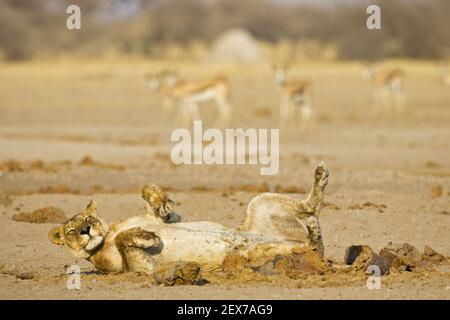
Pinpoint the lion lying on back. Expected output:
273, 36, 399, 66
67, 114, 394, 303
48, 164, 329, 275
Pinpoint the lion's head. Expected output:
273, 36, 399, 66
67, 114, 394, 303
48, 201, 108, 259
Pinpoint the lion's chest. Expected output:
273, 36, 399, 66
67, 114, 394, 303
89, 242, 123, 273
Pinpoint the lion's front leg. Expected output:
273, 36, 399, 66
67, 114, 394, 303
114, 227, 161, 274
141, 183, 181, 223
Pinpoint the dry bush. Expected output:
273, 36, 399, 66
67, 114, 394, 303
0, 0, 449, 61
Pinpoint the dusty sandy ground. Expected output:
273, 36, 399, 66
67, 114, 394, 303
0, 61, 449, 299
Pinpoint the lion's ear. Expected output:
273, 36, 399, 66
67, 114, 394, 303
85, 200, 97, 216
48, 226, 64, 245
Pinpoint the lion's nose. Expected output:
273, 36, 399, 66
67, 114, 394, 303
80, 225, 90, 235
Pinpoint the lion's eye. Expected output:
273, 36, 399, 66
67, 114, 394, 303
66, 230, 75, 236
86, 217, 96, 223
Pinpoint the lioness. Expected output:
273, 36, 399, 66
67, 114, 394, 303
49, 164, 329, 275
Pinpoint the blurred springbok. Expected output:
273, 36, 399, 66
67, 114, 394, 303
272, 60, 313, 130
363, 64, 406, 114
146, 71, 231, 127
437, 63, 450, 86
146, 70, 176, 118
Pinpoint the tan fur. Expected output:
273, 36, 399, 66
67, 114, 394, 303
170, 76, 229, 96
49, 164, 329, 275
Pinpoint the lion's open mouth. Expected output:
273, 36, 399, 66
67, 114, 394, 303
85, 235, 104, 251
80, 225, 90, 235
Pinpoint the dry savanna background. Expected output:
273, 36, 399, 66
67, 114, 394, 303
0, 0, 449, 299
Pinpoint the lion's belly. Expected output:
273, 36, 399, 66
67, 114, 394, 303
156, 228, 230, 271
149, 223, 272, 271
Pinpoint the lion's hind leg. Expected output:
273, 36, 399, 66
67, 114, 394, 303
305, 217, 324, 257
239, 164, 328, 255
115, 227, 161, 274
299, 162, 329, 217
241, 163, 329, 231
239, 193, 310, 243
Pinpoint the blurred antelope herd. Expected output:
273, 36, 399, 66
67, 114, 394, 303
144, 57, 450, 130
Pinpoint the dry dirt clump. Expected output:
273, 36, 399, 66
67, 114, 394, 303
136, 245, 447, 287
153, 261, 204, 286
78, 155, 126, 171
206, 248, 370, 288
38, 185, 79, 194
425, 161, 441, 168
0, 157, 127, 172
237, 183, 271, 193
323, 202, 340, 210
0, 160, 25, 171
221, 254, 249, 273
224, 183, 307, 194
348, 201, 387, 213
345, 245, 391, 275
220, 247, 329, 280
0, 159, 72, 173
274, 185, 308, 194
0, 190, 13, 207
12, 206, 68, 224
430, 184, 445, 198
183, 184, 308, 194
0, 264, 37, 280
190, 186, 211, 192
253, 108, 272, 118
261, 249, 330, 277
422, 245, 446, 263
345, 243, 448, 274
